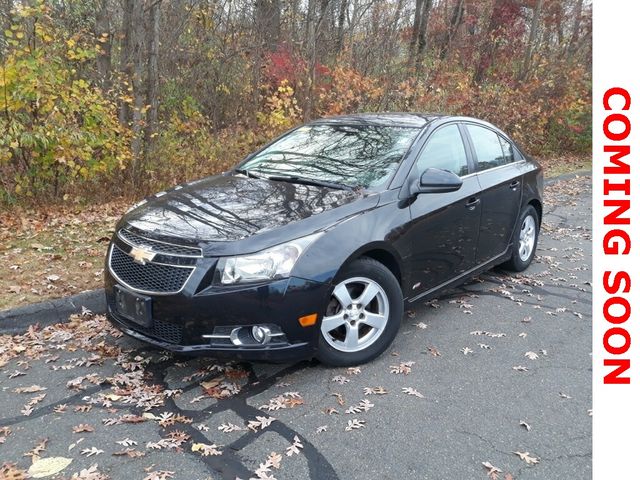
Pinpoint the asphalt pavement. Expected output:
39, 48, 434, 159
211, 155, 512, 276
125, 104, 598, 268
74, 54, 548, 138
0, 175, 592, 480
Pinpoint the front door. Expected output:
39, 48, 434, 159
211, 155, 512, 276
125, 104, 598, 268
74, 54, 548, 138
407, 124, 482, 297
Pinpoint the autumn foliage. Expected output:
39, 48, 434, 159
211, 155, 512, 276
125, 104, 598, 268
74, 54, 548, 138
0, 0, 591, 206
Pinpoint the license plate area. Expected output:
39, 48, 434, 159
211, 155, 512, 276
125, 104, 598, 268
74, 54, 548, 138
114, 286, 152, 327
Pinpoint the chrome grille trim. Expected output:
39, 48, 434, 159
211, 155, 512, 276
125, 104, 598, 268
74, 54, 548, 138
117, 228, 203, 258
108, 244, 195, 295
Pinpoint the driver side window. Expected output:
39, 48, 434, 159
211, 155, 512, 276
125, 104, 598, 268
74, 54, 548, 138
415, 124, 469, 177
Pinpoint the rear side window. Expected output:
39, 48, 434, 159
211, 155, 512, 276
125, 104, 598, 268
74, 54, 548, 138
498, 136, 515, 163
416, 124, 469, 177
466, 124, 506, 172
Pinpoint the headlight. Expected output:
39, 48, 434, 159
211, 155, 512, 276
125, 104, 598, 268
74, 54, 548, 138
218, 233, 322, 285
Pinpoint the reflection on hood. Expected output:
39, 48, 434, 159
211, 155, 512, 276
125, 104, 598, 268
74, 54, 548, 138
124, 174, 360, 242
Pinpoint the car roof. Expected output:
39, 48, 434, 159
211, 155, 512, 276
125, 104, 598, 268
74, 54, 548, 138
310, 113, 513, 138
309, 113, 445, 128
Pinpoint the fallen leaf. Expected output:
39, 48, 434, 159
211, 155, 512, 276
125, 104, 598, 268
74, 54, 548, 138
389, 361, 415, 374
402, 387, 425, 398
79, 447, 103, 457
482, 461, 502, 476
363, 386, 388, 395
247, 416, 275, 432
267, 452, 282, 468
28, 457, 73, 478
218, 422, 243, 433
24, 438, 48, 460
115, 438, 137, 447
285, 435, 303, 456
1, 463, 28, 479
72, 424, 94, 433
191, 442, 222, 456
200, 378, 221, 390
0, 427, 11, 445
13, 385, 47, 394
142, 471, 174, 480
513, 451, 539, 465
331, 375, 349, 384
112, 448, 145, 458
345, 419, 366, 431
70, 464, 109, 479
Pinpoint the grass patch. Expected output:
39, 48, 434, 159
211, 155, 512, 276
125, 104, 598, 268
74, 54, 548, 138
538, 154, 591, 178
0, 202, 128, 310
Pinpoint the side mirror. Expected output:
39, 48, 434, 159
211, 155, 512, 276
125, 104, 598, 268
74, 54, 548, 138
411, 168, 463, 195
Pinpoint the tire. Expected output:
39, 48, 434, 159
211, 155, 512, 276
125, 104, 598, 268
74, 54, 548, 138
501, 204, 540, 272
316, 257, 403, 367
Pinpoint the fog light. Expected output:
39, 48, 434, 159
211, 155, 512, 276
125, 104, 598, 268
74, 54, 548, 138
252, 325, 271, 344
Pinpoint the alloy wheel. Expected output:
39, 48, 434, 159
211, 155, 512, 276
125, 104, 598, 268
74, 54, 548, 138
518, 214, 536, 262
320, 276, 390, 353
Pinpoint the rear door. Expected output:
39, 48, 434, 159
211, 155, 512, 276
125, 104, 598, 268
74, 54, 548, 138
407, 123, 482, 296
462, 124, 523, 264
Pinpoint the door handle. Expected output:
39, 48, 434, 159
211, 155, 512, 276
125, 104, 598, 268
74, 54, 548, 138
466, 197, 480, 210
509, 180, 520, 190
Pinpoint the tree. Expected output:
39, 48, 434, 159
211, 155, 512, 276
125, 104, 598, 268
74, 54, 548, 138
415, 0, 433, 70
473, 0, 520, 85
95, 0, 112, 88
439, 0, 465, 61
143, 0, 162, 166
256, 0, 281, 52
409, 0, 424, 56
520, 0, 544, 81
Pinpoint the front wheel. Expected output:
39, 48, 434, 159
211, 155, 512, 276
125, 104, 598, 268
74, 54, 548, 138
502, 205, 540, 272
316, 257, 403, 367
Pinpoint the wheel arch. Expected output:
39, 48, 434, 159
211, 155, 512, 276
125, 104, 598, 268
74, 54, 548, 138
528, 198, 543, 227
337, 242, 405, 291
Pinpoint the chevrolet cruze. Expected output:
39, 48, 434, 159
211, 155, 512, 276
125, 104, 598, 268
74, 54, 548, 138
105, 114, 543, 366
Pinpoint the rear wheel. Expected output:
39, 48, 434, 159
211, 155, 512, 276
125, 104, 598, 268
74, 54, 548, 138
317, 257, 403, 366
502, 205, 539, 272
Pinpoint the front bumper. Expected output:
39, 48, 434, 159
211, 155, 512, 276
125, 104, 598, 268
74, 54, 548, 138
105, 271, 331, 362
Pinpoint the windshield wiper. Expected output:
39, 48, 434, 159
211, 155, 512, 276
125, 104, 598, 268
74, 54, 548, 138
234, 168, 263, 179
266, 175, 354, 191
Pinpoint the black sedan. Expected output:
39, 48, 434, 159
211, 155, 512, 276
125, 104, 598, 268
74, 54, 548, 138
105, 113, 543, 366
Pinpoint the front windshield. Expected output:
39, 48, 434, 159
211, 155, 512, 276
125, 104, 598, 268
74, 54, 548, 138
240, 124, 420, 188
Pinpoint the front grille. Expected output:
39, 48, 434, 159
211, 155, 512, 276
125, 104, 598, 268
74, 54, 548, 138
109, 244, 193, 294
118, 229, 202, 257
136, 318, 183, 344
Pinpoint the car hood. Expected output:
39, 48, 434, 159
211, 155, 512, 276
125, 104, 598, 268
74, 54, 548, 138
122, 174, 372, 252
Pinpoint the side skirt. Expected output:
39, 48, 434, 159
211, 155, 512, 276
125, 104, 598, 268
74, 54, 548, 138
406, 248, 512, 304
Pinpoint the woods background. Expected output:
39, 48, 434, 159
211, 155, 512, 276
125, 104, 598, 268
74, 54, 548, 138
0, 0, 592, 206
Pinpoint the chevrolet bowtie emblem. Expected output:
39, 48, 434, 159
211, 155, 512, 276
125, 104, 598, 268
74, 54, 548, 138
129, 246, 156, 265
